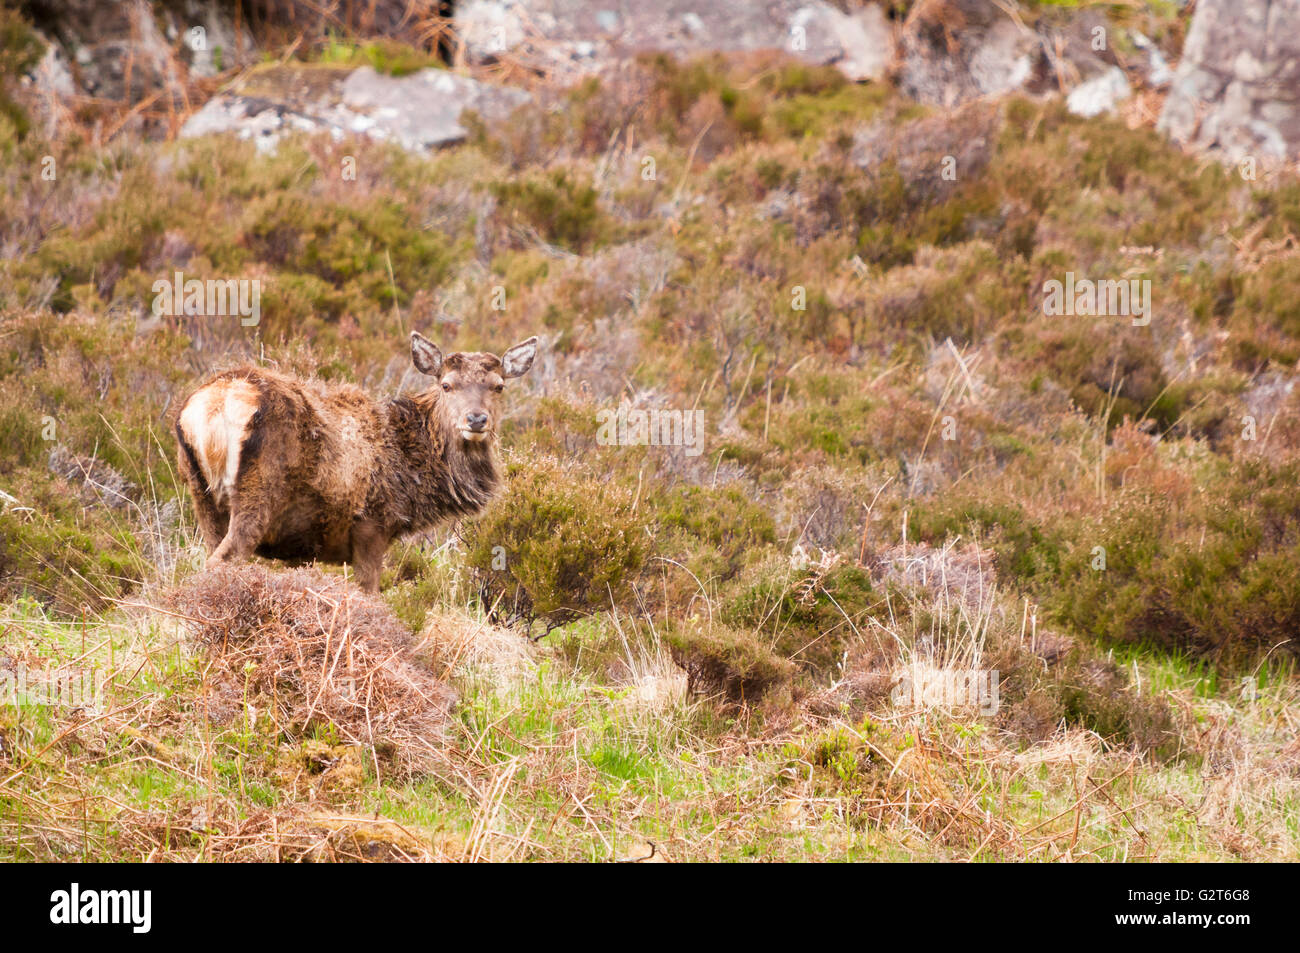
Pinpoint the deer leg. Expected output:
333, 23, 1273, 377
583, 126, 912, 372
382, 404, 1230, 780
207, 504, 270, 566
197, 503, 230, 554
349, 522, 389, 593
208, 463, 274, 567
177, 443, 228, 552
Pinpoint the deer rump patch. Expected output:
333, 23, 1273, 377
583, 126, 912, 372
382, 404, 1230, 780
177, 377, 261, 507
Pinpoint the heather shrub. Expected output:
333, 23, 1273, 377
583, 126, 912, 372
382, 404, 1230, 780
466, 457, 647, 631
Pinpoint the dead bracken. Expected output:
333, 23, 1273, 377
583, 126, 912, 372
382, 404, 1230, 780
170, 564, 457, 778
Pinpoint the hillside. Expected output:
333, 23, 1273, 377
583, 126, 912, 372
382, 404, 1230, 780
1, 1, 1299, 861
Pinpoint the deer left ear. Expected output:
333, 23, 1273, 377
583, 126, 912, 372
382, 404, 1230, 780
501, 336, 538, 379
411, 331, 443, 377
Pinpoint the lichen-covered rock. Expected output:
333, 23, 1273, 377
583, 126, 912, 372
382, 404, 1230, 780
1066, 65, 1130, 118
897, 0, 1042, 107
454, 0, 894, 81
1158, 0, 1300, 161
898, 0, 1128, 110
180, 64, 531, 153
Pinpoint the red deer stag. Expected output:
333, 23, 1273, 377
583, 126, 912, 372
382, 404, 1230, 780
174, 333, 538, 591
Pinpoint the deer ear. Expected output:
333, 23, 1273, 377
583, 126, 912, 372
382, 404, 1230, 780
410, 331, 442, 377
501, 336, 538, 379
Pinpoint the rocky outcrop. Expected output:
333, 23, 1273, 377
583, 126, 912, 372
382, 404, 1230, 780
1158, 0, 1300, 161
897, 0, 1043, 107
10, 0, 1193, 147
898, 0, 1130, 113
180, 64, 530, 153
453, 0, 894, 81
20, 0, 257, 101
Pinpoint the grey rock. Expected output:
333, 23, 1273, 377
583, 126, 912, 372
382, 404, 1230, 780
899, 1, 1130, 110
180, 65, 531, 154
455, 0, 894, 82
899, 0, 1042, 107
1130, 30, 1173, 89
339, 67, 531, 150
27, 43, 77, 99
1066, 65, 1131, 117
177, 0, 258, 79
1158, 0, 1300, 161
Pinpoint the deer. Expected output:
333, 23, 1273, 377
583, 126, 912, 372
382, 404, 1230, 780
174, 332, 538, 592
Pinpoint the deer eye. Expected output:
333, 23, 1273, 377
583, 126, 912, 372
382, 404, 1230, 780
441, 381, 452, 392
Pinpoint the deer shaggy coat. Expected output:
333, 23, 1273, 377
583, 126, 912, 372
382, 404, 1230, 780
174, 333, 537, 591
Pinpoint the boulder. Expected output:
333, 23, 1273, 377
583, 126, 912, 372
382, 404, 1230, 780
1158, 0, 1300, 161
180, 64, 530, 153
897, 0, 1043, 107
20, 0, 257, 101
1066, 65, 1130, 118
897, 0, 1129, 111
454, 0, 895, 81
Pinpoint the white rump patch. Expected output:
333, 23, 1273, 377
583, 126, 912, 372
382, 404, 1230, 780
179, 379, 260, 506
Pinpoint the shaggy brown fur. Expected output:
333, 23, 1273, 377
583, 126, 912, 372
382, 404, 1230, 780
174, 333, 538, 591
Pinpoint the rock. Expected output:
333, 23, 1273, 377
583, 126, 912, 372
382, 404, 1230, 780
456, 0, 531, 58
897, 1, 1132, 111
454, 0, 895, 82
27, 43, 76, 100
790, 2, 894, 82
18, 37, 76, 137
1129, 30, 1173, 89
13, 0, 259, 138
1158, 0, 1300, 161
180, 94, 321, 154
1066, 65, 1130, 117
176, 0, 258, 79
898, 0, 1043, 107
180, 65, 531, 153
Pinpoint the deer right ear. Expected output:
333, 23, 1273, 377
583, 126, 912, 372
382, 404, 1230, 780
410, 332, 443, 377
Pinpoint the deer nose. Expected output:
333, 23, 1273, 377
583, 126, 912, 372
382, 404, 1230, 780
466, 412, 489, 432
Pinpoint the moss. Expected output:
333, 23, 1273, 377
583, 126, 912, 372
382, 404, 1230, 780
311, 36, 442, 76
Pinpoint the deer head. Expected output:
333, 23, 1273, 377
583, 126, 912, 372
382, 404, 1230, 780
410, 332, 538, 444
